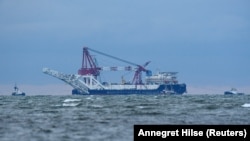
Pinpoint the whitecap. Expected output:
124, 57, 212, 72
52, 104, 62, 107
62, 103, 80, 107
91, 105, 103, 108
86, 96, 95, 100
136, 106, 144, 109
63, 99, 81, 103
242, 103, 250, 108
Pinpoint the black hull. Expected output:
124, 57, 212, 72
72, 84, 187, 95
224, 92, 244, 95
12, 93, 25, 96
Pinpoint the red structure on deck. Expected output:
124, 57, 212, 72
78, 47, 101, 78
78, 47, 151, 85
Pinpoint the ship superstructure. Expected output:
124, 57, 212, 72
43, 47, 187, 95
12, 84, 25, 96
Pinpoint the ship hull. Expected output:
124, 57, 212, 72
12, 92, 25, 96
224, 92, 244, 95
72, 84, 186, 95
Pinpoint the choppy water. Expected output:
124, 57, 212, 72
0, 94, 250, 141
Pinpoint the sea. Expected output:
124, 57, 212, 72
0, 94, 250, 141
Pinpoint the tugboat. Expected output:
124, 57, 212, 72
12, 84, 25, 96
224, 88, 244, 95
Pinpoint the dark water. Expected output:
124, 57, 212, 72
0, 94, 250, 141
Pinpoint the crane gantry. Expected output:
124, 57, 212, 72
78, 47, 152, 85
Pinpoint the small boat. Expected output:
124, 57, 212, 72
224, 88, 244, 95
12, 84, 25, 96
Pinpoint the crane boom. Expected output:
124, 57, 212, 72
87, 47, 139, 67
80, 47, 151, 85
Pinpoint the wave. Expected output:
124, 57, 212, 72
90, 104, 103, 108
241, 103, 250, 108
62, 103, 80, 107
63, 99, 81, 103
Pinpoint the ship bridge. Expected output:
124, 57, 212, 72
145, 72, 178, 84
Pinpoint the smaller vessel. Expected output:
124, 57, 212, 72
224, 88, 244, 95
12, 84, 25, 96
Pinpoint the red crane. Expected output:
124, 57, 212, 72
78, 47, 101, 78
78, 47, 151, 85
132, 61, 151, 85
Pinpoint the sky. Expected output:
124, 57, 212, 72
0, 0, 250, 94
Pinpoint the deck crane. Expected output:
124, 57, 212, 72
78, 47, 152, 85
78, 47, 101, 77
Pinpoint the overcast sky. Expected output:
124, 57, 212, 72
0, 0, 249, 93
